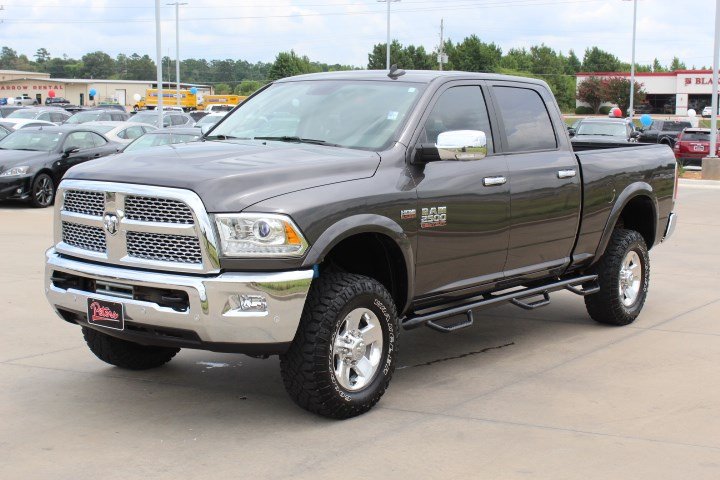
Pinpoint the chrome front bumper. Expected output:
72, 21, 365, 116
45, 248, 314, 352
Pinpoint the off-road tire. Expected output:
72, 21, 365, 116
82, 327, 179, 370
585, 229, 650, 326
280, 273, 399, 419
30, 173, 55, 208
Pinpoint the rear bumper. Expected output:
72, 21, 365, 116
45, 249, 314, 354
662, 212, 677, 242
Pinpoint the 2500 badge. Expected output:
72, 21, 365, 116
421, 206, 447, 229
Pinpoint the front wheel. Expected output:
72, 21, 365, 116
30, 173, 55, 208
585, 229, 650, 326
280, 273, 398, 419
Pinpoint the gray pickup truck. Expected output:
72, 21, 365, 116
44, 70, 677, 418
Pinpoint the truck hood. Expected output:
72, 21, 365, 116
64, 139, 381, 212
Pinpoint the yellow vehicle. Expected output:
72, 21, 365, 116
133, 89, 199, 111
201, 94, 246, 109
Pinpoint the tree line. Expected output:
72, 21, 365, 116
0, 42, 697, 109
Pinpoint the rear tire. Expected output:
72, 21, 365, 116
585, 229, 650, 326
280, 273, 398, 419
82, 327, 179, 370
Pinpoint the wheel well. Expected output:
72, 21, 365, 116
616, 195, 655, 248
322, 233, 408, 313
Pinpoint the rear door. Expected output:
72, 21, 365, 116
413, 82, 510, 301
488, 82, 581, 279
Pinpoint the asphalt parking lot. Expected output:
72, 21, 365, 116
1, 179, 719, 479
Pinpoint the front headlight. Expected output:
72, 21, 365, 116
214, 213, 309, 258
0, 166, 29, 177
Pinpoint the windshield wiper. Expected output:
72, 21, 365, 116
252, 136, 341, 147
204, 134, 246, 141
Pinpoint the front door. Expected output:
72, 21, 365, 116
413, 83, 510, 302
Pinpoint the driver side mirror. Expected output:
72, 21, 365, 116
567, 127, 576, 138
62, 146, 79, 157
413, 130, 488, 164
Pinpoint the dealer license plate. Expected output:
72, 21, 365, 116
693, 145, 706, 152
87, 298, 124, 330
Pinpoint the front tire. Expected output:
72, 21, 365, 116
30, 173, 55, 208
82, 327, 179, 370
585, 229, 650, 326
280, 273, 398, 419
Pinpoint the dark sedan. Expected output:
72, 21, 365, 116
0, 126, 119, 207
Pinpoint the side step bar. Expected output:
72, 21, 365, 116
403, 275, 599, 331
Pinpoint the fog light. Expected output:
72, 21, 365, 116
223, 294, 268, 316
16, 188, 22, 194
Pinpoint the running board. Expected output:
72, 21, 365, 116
403, 275, 599, 331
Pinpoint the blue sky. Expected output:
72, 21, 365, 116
0, 0, 716, 69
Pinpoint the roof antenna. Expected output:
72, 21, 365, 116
388, 64, 405, 79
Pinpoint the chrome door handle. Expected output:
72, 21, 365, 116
557, 169, 576, 179
483, 176, 507, 186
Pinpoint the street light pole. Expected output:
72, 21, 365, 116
628, 0, 638, 121
709, 0, 719, 160
167, 2, 187, 108
378, 0, 400, 70
154, 0, 163, 127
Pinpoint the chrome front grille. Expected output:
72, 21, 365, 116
125, 195, 195, 224
127, 231, 202, 264
55, 180, 219, 274
61, 221, 106, 252
63, 190, 104, 217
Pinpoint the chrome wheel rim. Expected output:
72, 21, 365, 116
619, 251, 642, 307
35, 176, 53, 206
331, 308, 384, 391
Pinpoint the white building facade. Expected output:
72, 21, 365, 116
577, 70, 717, 115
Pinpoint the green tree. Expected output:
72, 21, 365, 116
449, 35, 501, 72
235, 80, 262, 95
214, 83, 232, 94
669, 57, 686, 71
602, 77, 646, 114
500, 48, 533, 71
0, 47, 19, 69
125, 54, 156, 80
268, 50, 319, 80
565, 49, 582, 74
81, 51, 115, 79
582, 47, 622, 72
576, 76, 606, 113
652, 58, 666, 72
35, 48, 51, 64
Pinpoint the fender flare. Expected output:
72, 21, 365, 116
301, 214, 415, 312
593, 182, 659, 261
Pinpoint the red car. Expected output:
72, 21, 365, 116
673, 128, 719, 168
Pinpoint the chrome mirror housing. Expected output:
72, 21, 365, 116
436, 130, 488, 161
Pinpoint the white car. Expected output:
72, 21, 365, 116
0, 118, 56, 131
702, 106, 718, 118
6, 107, 71, 125
194, 112, 227, 130
83, 121, 157, 144
11, 95, 38, 106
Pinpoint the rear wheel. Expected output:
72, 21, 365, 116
585, 229, 650, 326
82, 327, 179, 370
280, 273, 398, 419
30, 173, 55, 208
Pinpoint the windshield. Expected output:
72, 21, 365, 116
209, 80, 425, 150
196, 115, 223, 126
131, 112, 160, 126
85, 125, 115, 134
7, 109, 38, 119
576, 122, 627, 137
0, 130, 62, 151
66, 111, 101, 124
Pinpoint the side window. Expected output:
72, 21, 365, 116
38, 112, 51, 121
422, 86, 494, 152
171, 115, 186, 126
124, 126, 144, 140
110, 113, 125, 121
64, 132, 96, 150
493, 87, 557, 152
89, 132, 108, 147
50, 112, 67, 123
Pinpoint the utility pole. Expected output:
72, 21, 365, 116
703, 0, 720, 179
377, 0, 400, 70
154, 0, 163, 127
167, 2, 187, 108
628, 0, 638, 121
439, 18, 445, 71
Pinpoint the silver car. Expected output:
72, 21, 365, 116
83, 121, 157, 145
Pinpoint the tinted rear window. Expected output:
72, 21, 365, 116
493, 86, 557, 152
681, 132, 713, 141
662, 122, 691, 132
